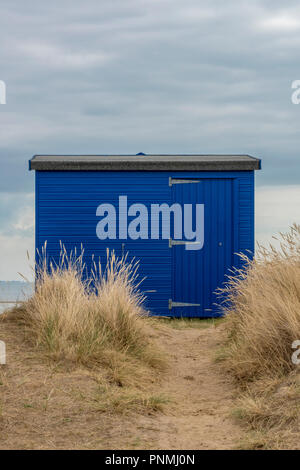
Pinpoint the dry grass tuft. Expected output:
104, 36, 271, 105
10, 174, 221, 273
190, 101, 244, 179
6, 244, 164, 370
221, 224, 300, 382
221, 224, 300, 448
94, 382, 169, 415
0, 245, 167, 430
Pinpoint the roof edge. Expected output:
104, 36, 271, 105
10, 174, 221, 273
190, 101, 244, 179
29, 154, 261, 171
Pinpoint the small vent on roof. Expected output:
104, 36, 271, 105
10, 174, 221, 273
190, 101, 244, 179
136, 152, 146, 155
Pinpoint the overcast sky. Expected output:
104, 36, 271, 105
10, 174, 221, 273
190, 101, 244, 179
0, 0, 300, 280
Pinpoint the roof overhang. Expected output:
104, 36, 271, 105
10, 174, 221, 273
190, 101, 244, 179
29, 154, 261, 171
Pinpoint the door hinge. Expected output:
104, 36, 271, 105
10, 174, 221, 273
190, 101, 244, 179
169, 238, 202, 248
169, 177, 201, 187
169, 299, 201, 310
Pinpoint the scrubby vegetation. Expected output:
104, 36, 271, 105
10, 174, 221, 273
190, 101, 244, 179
12, 244, 163, 368
221, 224, 300, 449
1, 245, 166, 424
3, 226, 300, 449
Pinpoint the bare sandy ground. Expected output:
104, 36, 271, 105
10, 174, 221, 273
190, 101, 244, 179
0, 320, 242, 450
133, 324, 243, 450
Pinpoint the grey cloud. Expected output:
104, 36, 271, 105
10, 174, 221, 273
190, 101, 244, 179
1, 0, 300, 277
0, 0, 300, 193
0, 192, 34, 237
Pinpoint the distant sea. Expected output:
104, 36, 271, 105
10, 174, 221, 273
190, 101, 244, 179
0, 281, 34, 314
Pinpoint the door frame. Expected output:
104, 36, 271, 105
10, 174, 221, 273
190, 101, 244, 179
169, 175, 239, 317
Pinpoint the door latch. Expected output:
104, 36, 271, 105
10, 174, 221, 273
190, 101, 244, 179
169, 299, 201, 310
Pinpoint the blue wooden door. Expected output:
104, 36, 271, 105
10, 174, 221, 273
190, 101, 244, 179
171, 178, 233, 317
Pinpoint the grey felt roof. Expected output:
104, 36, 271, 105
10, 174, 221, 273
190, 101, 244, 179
29, 154, 261, 171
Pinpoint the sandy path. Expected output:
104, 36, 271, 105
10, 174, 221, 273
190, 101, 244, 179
136, 324, 243, 450
0, 319, 243, 449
